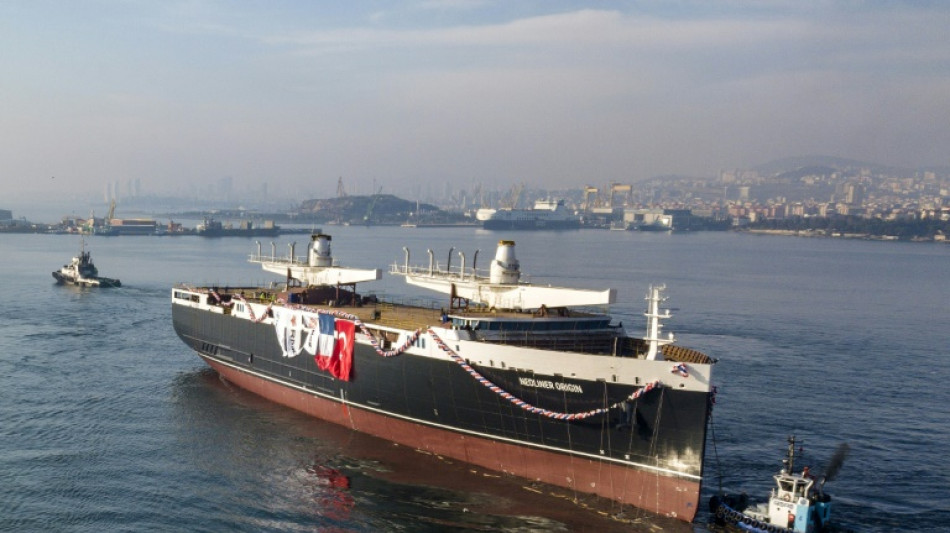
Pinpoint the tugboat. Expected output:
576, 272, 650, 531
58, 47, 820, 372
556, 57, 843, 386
52, 239, 121, 288
710, 436, 848, 532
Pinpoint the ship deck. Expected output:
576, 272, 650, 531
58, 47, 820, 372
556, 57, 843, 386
213, 285, 583, 330
192, 284, 713, 363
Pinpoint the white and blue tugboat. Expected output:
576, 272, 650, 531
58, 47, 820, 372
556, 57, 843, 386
52, 238, 121, 288
711, 436, 848, 533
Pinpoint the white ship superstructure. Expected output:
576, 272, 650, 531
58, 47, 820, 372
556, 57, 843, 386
481, 199, 580, 230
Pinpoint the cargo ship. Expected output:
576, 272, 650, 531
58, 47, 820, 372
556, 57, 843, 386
171, 234, 716, 521
477, 199, 581, 230
196, 217, 280, 237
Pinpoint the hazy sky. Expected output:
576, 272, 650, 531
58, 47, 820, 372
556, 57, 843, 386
2, 1, 948, 206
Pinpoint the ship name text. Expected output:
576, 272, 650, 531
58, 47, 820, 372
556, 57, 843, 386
518, 377, 583, 394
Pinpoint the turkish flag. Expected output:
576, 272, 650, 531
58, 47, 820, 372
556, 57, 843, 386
314, 318, 354, 381
332, 319, 355, 381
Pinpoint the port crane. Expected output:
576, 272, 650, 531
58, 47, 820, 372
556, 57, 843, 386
363, 186, 383, 225
501, 182, 524, 209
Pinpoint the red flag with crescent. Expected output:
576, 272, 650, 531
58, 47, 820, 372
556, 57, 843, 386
313, 316, 354, 381
332, 319, 355, 381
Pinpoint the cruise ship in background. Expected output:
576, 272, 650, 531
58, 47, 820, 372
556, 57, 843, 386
476, 199, 580, 230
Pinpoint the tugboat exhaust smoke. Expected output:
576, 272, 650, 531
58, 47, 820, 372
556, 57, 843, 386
820, 442, 850, 493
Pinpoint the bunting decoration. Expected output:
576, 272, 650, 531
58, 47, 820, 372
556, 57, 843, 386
209, 290, 227, 305
225, 293, 275, 323
203, 290, 664, 419
209, 291, 420, 357
427, 329, 662, 421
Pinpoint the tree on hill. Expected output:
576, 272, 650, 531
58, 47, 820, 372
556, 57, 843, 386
297, 194, 460, 225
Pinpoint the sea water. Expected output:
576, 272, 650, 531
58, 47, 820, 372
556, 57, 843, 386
1, 228, 948, 532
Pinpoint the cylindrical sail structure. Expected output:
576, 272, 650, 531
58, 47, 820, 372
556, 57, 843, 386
310, 234, 332, 267
489, 240, 520, 284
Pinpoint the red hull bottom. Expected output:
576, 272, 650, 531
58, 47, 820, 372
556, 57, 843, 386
203, 357, 701, 522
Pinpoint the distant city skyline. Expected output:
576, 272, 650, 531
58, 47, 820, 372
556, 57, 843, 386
2, 2, 949, 217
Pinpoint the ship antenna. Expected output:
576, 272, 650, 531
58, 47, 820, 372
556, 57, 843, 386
783, 435, 796, 474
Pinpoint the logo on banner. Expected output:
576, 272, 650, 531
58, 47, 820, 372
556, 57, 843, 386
272, 309, 354, 380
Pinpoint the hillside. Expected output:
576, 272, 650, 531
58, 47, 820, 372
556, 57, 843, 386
298, 194, 466, 225
752, 155, 911, 177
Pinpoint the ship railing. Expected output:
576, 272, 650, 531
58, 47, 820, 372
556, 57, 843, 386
389, 262, 531, 284
390, 262, 484, 281
485, 331, 651, 358
248, 253, 336, 267
486, 332, 616, 355
373, 294, 445, 312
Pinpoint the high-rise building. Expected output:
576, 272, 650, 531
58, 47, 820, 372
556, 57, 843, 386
843, 183, 865, 205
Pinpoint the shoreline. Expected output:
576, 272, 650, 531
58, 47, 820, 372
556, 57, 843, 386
2, 222, 947, 243
741, 228, 947, 242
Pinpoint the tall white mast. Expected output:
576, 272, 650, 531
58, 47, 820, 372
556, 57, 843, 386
644, 284, 674, 360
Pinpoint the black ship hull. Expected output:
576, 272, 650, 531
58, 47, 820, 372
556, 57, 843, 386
171, 300, 711, 521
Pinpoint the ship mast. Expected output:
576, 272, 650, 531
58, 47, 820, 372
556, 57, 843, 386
783, 435, 797, 474
644, 284, 674, 360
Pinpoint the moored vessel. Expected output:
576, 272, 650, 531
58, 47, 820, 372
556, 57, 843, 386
196, 216, 280, 237
616, 210, 674, 232
481, 199, 581, 230
52, 239, 121, 288
171, 236, 716, 521
631, 217, 674, 231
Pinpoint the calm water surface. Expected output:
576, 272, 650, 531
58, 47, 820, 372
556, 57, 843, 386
1, 228, 948, 532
